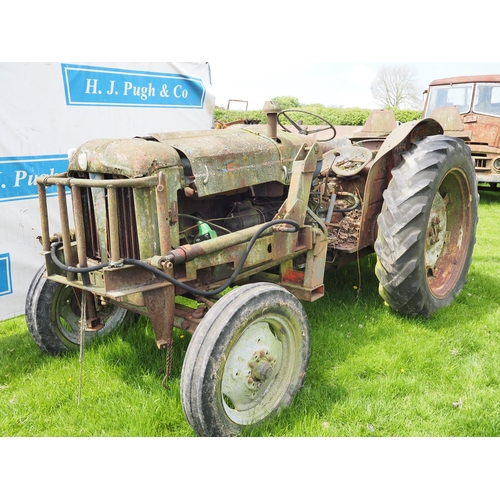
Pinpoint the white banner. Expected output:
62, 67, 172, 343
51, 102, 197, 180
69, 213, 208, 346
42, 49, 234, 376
0, 62, 215, 320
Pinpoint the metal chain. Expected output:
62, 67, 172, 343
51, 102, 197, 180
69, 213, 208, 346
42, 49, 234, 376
161, 339, 174, 388
78, 291, 86, 404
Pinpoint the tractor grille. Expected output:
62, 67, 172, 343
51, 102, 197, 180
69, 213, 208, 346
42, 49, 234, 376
80, 179, 140, 261
116, 186, 140, 260
37, 171, 159, 271
80, 185, 98, 258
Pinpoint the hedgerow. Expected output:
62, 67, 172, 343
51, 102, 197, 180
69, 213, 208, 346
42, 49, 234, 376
213, 106, 422, 127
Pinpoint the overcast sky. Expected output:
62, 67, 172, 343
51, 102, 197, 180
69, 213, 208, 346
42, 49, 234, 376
209, 62, 500, 111
6, 0, 498, 110
6, 2, 497, 114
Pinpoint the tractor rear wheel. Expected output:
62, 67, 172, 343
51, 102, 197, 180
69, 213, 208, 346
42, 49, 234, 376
180, 283, 310, 437
375, 135, 478, 317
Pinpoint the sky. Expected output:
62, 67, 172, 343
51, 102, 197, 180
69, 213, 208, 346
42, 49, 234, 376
209, 62, 500, 111
5, 2, 498, 114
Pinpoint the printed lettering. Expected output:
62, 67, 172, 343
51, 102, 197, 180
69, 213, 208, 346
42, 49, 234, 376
106, 80, 116, 95
1, 155, 67, 203
14, 168, 55, 188
85, 79, 99, 94
14, 170, 27, 187
146, 83, 156, 99
62, 64, 205, 108
123, 82, 156, 101
174, 85, 188, 99
123, 81, 133, 95
160, 84, 169, 98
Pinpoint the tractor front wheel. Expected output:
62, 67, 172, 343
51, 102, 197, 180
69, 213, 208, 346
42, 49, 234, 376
25, 265, 131, 354
180, 283, 310, 437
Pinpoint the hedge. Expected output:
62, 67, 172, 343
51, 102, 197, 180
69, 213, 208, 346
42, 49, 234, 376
214, 106, 422, 127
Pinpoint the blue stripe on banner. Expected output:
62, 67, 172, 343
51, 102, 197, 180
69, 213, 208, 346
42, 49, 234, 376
0, 155, 69, 202
0, 253, 12, 296
61, 64, 206, 108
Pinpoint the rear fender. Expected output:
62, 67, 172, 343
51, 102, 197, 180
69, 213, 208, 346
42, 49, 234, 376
358, 118, 444, 249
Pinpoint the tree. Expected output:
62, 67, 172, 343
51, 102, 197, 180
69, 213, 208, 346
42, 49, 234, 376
370, 65, 422, 110
272, 95, 300, 109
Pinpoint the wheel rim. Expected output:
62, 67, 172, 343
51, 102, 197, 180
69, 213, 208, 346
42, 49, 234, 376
219, 313, 301, 426
52, 285, 127, 347
425, 167, 472, 299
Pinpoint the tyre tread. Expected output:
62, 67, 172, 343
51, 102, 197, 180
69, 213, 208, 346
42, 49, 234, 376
375, 135, 478, 316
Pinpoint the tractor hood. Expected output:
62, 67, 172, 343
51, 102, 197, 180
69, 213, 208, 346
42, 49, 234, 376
68, 136, 183, 178
69, 127, 316, 196
149, 128, 302, 197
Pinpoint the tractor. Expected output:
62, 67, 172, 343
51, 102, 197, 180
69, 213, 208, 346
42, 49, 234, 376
26, 101, 478, 436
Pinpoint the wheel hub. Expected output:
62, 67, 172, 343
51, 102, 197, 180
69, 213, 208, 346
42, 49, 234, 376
222, 322, 282, 411
426, 192, 447, 272
249, 350, 276, 383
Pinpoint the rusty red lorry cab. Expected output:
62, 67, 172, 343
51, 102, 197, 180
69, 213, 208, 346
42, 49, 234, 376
423, 75, 500, 188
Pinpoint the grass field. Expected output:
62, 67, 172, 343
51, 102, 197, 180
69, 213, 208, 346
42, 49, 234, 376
1, 190, 499, 437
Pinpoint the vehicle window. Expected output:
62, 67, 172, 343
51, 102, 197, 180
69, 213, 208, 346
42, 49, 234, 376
473, 84, 500, 117
425, 84, 473, 117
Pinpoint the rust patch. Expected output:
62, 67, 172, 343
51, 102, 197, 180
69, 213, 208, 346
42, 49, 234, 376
282, 268, 305, 286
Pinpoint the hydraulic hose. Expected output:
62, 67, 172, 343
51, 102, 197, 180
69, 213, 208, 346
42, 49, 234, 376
50, 219, 300, 298
49, 249, 108, 274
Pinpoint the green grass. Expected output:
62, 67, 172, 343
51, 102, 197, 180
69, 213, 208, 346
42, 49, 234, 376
1, 190, 500, 437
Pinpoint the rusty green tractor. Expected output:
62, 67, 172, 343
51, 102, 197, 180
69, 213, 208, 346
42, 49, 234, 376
26, 102, 479, 436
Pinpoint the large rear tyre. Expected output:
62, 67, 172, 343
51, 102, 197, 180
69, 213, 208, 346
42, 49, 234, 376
375, 135, 478, 317
180, 283, 310, 437
25, 265, 131, 354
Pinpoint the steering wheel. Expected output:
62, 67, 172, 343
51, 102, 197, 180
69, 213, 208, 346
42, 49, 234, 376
277, 109, 337, 142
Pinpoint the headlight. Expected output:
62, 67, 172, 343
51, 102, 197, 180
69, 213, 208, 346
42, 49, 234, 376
494, 157, 500, 171
77, 150, 88, 171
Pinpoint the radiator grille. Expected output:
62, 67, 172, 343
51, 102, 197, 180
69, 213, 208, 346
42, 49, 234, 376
116, 185, 139, 259
78, 175, 140, 261
474, 157, 488, 170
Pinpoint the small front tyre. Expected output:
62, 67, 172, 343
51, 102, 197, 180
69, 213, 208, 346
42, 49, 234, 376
25, 265, 131, 354
180, 283, 310, 437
